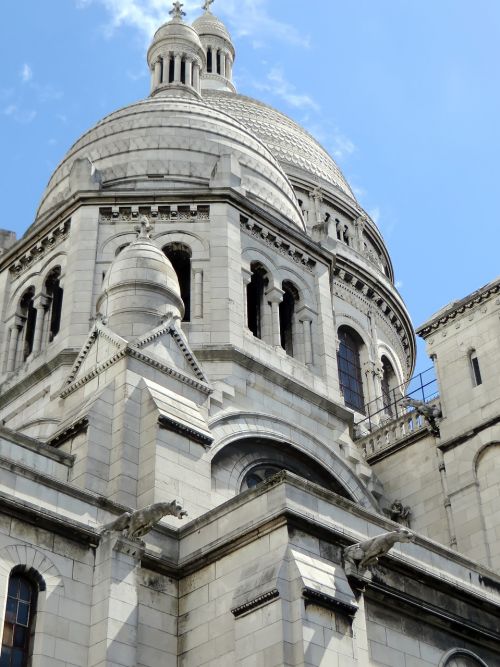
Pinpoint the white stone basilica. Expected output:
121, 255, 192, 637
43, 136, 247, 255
0, 3, 499, 666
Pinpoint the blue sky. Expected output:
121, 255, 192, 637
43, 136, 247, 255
1, 0, 499, 374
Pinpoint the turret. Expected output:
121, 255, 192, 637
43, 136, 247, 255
192, 0, 236, 93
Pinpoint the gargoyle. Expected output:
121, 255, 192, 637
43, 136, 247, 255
400, 397, 442, 437
390, 500, 411, 527
344, 528, 415, 574
101, 500, 188, 540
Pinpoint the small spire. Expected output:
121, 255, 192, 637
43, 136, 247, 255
135, 217, 153, 240
202, 0, 214, 11
169, 1, 186, 20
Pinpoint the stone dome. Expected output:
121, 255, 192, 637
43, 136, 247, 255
36, 96, 304, 230
151, 18, 204, 51
97, 225, 184, 337
204, 91, 356, 201
192, 12, 233, 46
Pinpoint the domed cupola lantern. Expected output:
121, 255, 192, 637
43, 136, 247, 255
192, 0, 236, 93
147, 2, 206, 98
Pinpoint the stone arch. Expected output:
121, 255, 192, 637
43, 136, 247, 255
153, 230, 209, 261
7, 251, 67, 313
242, 246, 280, 284
474, 442, 500, 570
277, 264, 316, 310
439, 648, 489, 666
0, 544, 64, 597
377, 341, 404, 387
209, 411, 378, 510
99, 231, 136, 261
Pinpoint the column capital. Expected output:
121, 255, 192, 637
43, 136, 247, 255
265, 286, 284, 304
297, 305, 316, 322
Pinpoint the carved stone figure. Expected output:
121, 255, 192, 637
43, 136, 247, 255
400, 397, 442, 437
344, 528, 415, 574
101, 500, 188, 540
390, 500, 411, 527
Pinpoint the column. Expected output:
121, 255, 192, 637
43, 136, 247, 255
266, 286, 284, 348
193, 63, 200, 92
174, 53, 182, 82
32, 295, 49, 355
185, 59, 193, 87
242, 269, 252, 329
220, 51, 226, 77
193, 269, 203, 319
226, 56, 232, 80
154, 59, 162, 87
298, 306, 315, 367
6, 319, 22, 373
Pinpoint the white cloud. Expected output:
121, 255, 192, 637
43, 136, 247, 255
254, 67, 319, 111
3, 105, 37, 124
331, 133, 355, 160
21, 64, 33, 83
76, 0, 308, 48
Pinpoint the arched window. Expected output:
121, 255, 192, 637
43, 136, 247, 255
381, 355, 397, 417
441, 649, 488, 667
44, 266, 63, 342
1, 570, 38, 667
168, 55, 175, 83
470, 350, 482, 387
207, 47, 213, 73
163, 243, 192, 322
19, 287, 37, 362
279, 281, 299, 356
180, 58, 186, 84
337, 327, 365, 413
246, 262, 268, 340
216, 50, 221, 74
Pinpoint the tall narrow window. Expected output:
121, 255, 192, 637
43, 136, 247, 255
279, 281, 299, 357
216, 50, 221, 74
164, 243, 192, 322
19, 287, 37, 362
247, 262, 268, 340
45, 266, 63, 342
337, 327, 365, 413
470, 350, 482, 386
180, 59, 186, 84
168, 55, 175, 83
207, 47, 213, 73
381, 356, 397, 417
1, 572, 38, 667
159, 57, 164, 83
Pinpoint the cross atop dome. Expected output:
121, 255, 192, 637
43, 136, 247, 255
170, 1, 186, 20
202, 0, 214, 12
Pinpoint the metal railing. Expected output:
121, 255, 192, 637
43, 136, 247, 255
356, 366, 438, 435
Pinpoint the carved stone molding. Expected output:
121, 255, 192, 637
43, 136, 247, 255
240, 215, 316, 273
99, 204, 210, 224
9, 219, 71, 277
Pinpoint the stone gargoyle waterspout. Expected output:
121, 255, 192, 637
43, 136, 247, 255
343, 528, 415, 577
101, 500, 188, 540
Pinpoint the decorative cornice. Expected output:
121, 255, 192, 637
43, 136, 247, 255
158, 414, 213, 448
8, 219, 70, 277
240, 215, 317, 273
99, 204, 210, 223
302, 587, 357, 617
417, 279, 500, 338
45, 417, 89, 448
231, 589, 280, 617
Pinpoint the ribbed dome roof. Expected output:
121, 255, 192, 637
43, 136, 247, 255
36, 96, 305, 230
192, 11, 232, 43
152, 18, 204, 50
204, 90, 356, 201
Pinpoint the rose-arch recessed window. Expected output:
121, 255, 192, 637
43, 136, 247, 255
164, 243, 192, 322
442, 649, 489, 667
337, 326, 365, 413
0, 569, 40, 667
44, 266, 63, 342
244, 464, 283, 489
279, 281, 299, 356
247, 262, 269, 340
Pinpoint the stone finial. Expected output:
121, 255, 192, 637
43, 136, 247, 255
343, 528, 415, 577
135, 216, 152, 240
202, 0, 214, 11
170, 1, 186, 19
101, 500, 188, 540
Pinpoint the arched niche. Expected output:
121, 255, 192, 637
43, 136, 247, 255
475, 443, 500, 570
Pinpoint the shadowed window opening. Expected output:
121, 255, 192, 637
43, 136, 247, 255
216, 50, 221, 74
207, 48, 213, 73
470, 351, 482, 387
247, 263, 268, 339
381, 356, 397, 417
181, 59, 186, 83
279, 281, 299, 356
19, 287, 37, 362
337, 326, 365, 413
0, 570, 38, 667
168, 56, 175, 83
164, 243, 192, 322
45, 266, 63, 342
